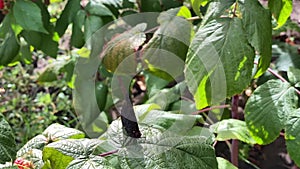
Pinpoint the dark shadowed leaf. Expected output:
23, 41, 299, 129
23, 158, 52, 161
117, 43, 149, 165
239, 0, 272, 78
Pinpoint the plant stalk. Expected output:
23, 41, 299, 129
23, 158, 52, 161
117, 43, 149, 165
192, 104, 230, 115
99, 149, 119, 157
231, 95, 239, 167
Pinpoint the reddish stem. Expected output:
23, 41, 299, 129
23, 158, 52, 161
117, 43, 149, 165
191, 105, 230, 115
231, 95, 239, 167
99, 149, 119, 157
44, 0, 50, 5
254, 61, 300, 96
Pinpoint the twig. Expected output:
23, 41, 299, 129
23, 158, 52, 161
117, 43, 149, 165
99, 149, 119, 157
232, 2, 238, 17
231, 95, 239, 167
254, 61, 300, 95
186, 16, 201, 21
192, 104, 230, 115
144, 26, 159, 34
44, 0, 50, 5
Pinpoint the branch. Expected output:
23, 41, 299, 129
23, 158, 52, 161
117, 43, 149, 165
231, 95, 239, 167
192, 104, 230, 115
99, 149, 119, 157
186, 16, 201, 21
254, 61, 300, 96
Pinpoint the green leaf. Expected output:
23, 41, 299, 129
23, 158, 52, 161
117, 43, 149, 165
98, 120, 217, 169
37, 69, 58, 83
134, 104, 203, 134
185, 18, 255, 109
13, 0, 47, 33
42, 123, 85, 142
190, 0, 209, 16
43, 139, 103, 169
285, 109, 300, 167
268, 0, 293, 29
140, 0, 161, 12
201, 0, 235, 26
142, 7, 192, 81
273, 43, 300, 71
211, 119, 257, 144
0, 115, 16, 164
217, 157, 238, 169
66, 156, 114, 169
239, 0, 272, 78
95, 82, 108, 112
18, 149, 44, 169
102, 23, 146, 74
146, 82, 186, 110
55, 0, 81, 36
85, 1, 114, 16
21, 30, 58, 57
288, 67, 300, 85
17, 135, 48, 157
84, 15, 104, 41
144, 70, 169, 96
245, 80, 298, 144
99, 0, 123, 8
71, 10, 86, 48
160, 0, 183, 10
37, 59, 73, 83
0, 30, 20, 66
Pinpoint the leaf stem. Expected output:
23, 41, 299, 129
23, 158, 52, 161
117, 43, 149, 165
232, 2, 238, 17
231, 95, 239, 167
192, 104, 230, 115
99, 149, 119, 157
186, 16, 201, 21
254, 61, 300, 95
144, 26, 159, 34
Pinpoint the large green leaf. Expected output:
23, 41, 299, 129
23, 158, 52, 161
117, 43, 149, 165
13, 0, 47, 33
43, 139, 103, 169
245, 80, 298, 144
85, 1, 114, 17
200, 0, 235, 26
66, 156, 114, 169
268, 0, 293, 29
55, 0, 81, 36
239, 0, 272, 78
210, 119, 256, 144
217, 157, 237, 169
285, 109, 300, 166
97, 119, 217, 169
21, 30, 58, 57
42, 123, 85, 142
185, 18, 255, 109
142, 7, 192, 81
0, 115, 16, 164
17, 135, 48, 157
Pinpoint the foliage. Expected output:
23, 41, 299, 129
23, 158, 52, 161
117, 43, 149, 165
0, 0, 299, 168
